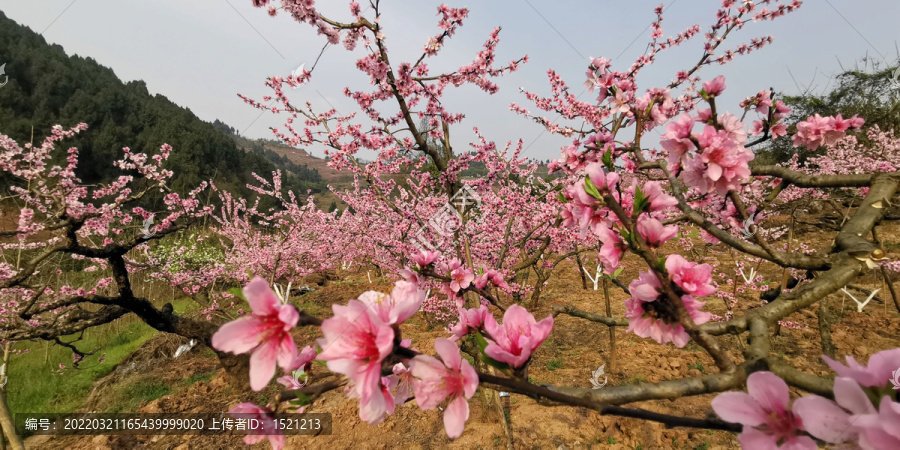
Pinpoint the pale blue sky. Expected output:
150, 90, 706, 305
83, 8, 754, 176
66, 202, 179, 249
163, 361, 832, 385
1, 1, 898, 161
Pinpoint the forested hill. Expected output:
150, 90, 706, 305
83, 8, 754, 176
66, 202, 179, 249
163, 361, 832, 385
0, 10, 324, 198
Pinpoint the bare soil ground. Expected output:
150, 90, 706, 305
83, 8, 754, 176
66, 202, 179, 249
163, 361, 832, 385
25, 219, 900, 450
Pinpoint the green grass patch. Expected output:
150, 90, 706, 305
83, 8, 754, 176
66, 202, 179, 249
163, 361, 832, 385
104, 381, 172, 413
546, 359, 563, 371
183, 370, 216, 385
7, 296, 202, 418
8, 320, 158, 417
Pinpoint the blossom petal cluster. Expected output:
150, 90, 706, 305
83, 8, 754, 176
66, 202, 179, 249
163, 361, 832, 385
792, 114, 864, 150
448, 305, 491, 341
316, 280, 425, 425
793, 349, 900, 448
624, 255, 714, 347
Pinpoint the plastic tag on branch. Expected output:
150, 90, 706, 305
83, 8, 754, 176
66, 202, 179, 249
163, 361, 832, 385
841, 287, 879, 313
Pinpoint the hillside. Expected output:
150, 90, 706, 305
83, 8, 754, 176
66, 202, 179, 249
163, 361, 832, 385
0, 10, 325, 200
228, 134, 352, 209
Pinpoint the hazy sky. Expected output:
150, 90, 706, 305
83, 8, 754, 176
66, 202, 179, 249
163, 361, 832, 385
1, 1, 898, 161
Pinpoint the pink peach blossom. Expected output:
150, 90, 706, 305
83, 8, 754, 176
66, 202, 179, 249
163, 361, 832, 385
625, 270, 711, 347
410, 338, 479, 438
711, 372, 815, 449
636, 216, 677, 249
821, 348, 900, 388
665, 254, 716, 297
792, 114, 864, 150
702, 75, 726, 96
792, 377, 874, 446
390, 362, 415, 405
412, 249, 441, 267
474, 269, 509, 292
316, 300, 394, 424
596, 224, 627, 274
574, 163, 620, 206
285, 345, 317, 373
482, 305, 553, 367
448, 305, 491, 340
449, 266, 474, 292
212, 277, 299, 391
642, 181, 678, 212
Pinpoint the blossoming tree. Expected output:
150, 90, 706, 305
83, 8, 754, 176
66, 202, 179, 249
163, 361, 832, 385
207, 1, 900, 449
3, 0, 900, 449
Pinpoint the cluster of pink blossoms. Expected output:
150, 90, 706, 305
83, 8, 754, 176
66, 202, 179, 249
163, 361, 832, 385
213, 271, 497, 439
792, 113, 864, 150
448, 304, 553, 369
413, 253, 512, 308
561, 161, 678, 276
625, 255, 715, 347
662, 114, 754, 197
315, 277, 481, 437
742, 90, 791, 139
315, 280, 424, 425
712, 349, 900, 449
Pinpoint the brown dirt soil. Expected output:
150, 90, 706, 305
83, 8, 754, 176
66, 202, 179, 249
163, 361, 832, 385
25, 220, 900, 450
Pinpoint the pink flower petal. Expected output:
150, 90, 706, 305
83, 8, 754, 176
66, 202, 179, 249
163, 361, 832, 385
747, 371, 789, 415
444, 395, 469, 439
276, 335, 298, 372
711, 392, 767, 426
211, 317, 264, 354
249, 340, 278, 391
461, 359, 478, 399
793, 395, 854, 443
244, 276, 280, 316
737, 427, 779, 449
833, 377, 876, 415
434, 338, 461, 370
